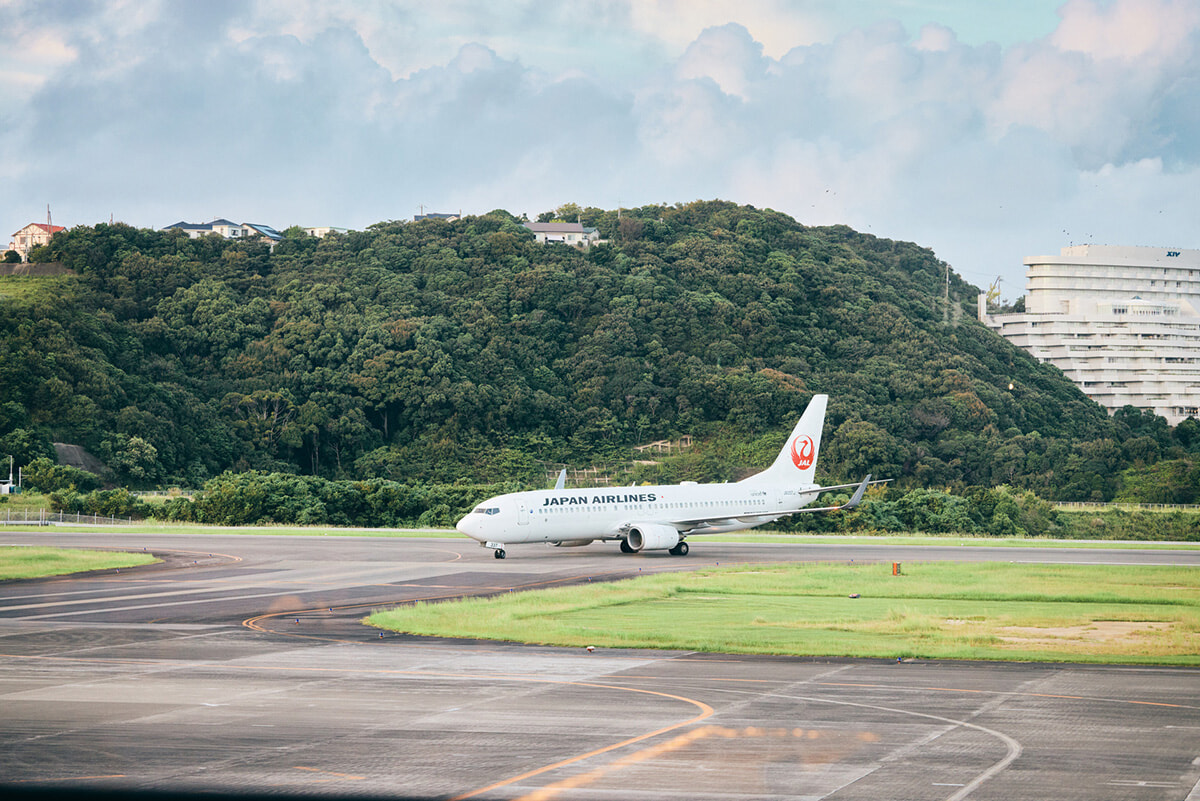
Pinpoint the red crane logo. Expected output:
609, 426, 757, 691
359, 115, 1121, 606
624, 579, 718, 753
790, 435, 814, 470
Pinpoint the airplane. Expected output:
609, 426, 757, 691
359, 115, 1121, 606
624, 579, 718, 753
456, 394, 884, 559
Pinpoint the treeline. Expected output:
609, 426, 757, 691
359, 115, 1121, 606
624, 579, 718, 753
2, 201, 1199, 503
46, 473, 517, 528
35, 472, 1198, 541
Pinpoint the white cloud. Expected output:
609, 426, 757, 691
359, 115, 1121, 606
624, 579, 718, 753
913, 23, 957, 53
628, 0, 831, 59
1, 0, 1198, 297
675, 23, 769, 99
0, 15, 78, 103
1052, 0, 1200, 62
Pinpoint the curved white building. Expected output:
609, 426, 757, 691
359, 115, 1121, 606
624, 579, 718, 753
985, 245, 1200, 425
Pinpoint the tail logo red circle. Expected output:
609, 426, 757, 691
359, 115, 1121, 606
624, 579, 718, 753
790, 435, 815, 470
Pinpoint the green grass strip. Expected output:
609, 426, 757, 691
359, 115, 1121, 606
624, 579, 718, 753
367, 561, 1200, 665
0, 546, 158, 580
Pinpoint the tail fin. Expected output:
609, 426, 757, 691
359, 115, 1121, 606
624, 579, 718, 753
740, 394, 828, 486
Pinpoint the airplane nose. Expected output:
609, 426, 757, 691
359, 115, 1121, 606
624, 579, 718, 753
456, 514, 482, 540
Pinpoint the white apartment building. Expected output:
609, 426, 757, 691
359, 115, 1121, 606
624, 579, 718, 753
984, 245, 1200, 425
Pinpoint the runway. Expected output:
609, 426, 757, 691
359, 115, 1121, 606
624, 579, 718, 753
1, 530, 1198, 800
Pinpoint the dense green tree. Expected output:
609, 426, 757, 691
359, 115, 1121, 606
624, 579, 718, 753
21, 457, 102, 493
99, 434, 162, 486
1114, 459, 1200, 504
0, 428, 56, 467
3, 202, 1193, 504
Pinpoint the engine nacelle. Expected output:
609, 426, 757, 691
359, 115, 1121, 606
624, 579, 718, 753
626, 523, 680, 552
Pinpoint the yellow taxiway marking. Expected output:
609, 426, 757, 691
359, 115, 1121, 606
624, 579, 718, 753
509, 725, 879, 801
450, 689, 713, 801
241, 568, 642, 637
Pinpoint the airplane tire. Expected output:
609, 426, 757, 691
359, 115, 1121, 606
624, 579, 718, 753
619, 539, 635, 554
669, 541, 689, 556
494, 549, 506, 559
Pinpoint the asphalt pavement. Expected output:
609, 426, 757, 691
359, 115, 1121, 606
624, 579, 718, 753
1, 530, 1198, 800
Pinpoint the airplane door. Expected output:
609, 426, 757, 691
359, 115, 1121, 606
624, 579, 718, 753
518, 501, 529, 525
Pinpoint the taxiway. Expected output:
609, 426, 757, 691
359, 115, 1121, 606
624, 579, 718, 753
1, 530, 1198, 800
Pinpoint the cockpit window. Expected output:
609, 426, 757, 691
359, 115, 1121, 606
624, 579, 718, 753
472, 506, 500, 515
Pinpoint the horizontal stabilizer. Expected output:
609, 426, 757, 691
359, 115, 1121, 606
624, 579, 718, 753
775, 475, 889, 516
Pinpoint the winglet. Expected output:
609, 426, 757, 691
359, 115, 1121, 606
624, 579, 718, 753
554, 469, 567, 491
842, 474, 871, 510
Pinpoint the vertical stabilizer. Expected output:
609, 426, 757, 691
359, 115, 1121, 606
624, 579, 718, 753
740, 394, 828, 486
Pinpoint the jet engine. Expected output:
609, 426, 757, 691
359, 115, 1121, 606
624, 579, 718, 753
626, 523, 680, 552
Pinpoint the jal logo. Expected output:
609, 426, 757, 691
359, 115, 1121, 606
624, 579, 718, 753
790, 435, 815, 470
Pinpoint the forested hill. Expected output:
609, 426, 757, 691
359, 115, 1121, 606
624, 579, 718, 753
1, 200, 1192, 501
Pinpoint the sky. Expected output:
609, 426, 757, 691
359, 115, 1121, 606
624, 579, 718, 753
2, 0, 1198, 297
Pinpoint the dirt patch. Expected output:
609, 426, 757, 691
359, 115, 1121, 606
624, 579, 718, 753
995, 620, 1175, 647
52, 443, 107, 475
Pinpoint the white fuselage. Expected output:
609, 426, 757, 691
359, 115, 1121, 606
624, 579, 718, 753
454, 394, 868, 557
455, 480, 821, 546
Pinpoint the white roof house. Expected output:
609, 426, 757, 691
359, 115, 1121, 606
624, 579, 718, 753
523, 222, 603, 248
304, 227, 350, 238
163, 219, 282, 241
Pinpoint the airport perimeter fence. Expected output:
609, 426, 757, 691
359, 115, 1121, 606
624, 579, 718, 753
1055, 502, 1200, 512
0, 509, 135, 526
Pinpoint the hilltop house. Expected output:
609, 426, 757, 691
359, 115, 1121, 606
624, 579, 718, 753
522, 222, 603, 248
7, 222, 66, 261
163, 219, 283, 242
304, 226, 350, 238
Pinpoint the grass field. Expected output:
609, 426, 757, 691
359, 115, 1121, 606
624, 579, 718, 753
0, 275, 74, 302
366, 561, 1200, 665
0, 546, 159, 580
